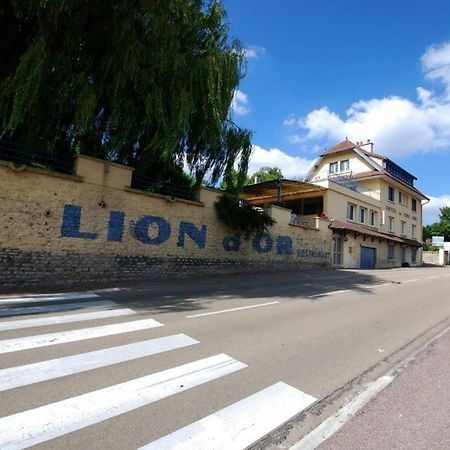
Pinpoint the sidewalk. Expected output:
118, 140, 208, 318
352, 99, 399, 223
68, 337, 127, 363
316, 327, 450, 450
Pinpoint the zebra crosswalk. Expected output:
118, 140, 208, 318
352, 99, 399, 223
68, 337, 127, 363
0, 299, 116, 317
0, 290, 316, 449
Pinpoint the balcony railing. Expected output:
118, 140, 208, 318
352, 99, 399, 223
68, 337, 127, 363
321, 174, 381, 201
289, 214, 318, 229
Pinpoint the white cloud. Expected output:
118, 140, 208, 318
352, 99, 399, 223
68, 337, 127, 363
248, 145, 315, 179
423, 194, 450, 225
283, 113, 297, 127
422, 41, 450, 96
244, 45, 266, 59
231, 89, 250, 115
290, 41, 450, 158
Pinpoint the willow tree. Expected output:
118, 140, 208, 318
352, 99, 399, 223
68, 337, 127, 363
0, 0, 252, 189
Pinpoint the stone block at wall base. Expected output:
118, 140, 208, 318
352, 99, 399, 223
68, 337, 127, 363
0, 247, 330, 290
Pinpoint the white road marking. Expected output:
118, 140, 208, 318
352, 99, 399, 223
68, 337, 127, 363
310, 290, 351, 298
0, 354, 246, 449
0, 300, 115, 318
0, 292, 98, 304
290, 375, 394, 450
291, 323, 450, 450
426, 275, 440, 280
0, 308, 136, 332
0, 318, 163, 354
186, 301, 280, 318
90, 287, 123, 293
402, 278, 420, 283
0, 334, 199, 392
140, 382, 316, 450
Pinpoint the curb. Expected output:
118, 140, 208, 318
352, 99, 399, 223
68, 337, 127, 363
290, 324, 450, 450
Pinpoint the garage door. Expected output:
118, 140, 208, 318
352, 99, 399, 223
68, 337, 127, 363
360, 246, 376, 269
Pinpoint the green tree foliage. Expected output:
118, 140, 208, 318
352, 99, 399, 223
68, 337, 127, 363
439, 206, 450, 223
249, 166, 283, 183
214, 194, 275, 233
0, 0, 252, 187
423, 206, 450, 248
219, 166, 284, 191
219, 168, 251, 191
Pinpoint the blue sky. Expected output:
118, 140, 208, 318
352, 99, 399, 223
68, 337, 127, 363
224, 0, 450, 224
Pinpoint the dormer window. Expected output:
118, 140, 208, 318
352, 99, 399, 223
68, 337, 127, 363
329, 162, 338, 174
329, 159, 349, 174
340, 160, 350, 172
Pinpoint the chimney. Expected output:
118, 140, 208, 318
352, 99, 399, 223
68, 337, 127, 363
359, 139, 374, 153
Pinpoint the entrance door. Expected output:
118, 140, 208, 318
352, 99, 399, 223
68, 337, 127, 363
333, 235, 342, 265
401, 247, 406, 265
360, 246, 376, 269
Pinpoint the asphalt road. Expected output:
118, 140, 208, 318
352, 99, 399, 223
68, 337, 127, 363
1, 266, 450, 449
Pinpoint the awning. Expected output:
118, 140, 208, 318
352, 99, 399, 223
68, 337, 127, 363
329, 220, 422, 247
240, 179, 326, 205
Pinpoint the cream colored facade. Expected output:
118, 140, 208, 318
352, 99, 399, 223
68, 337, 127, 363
304, 140, 427, 269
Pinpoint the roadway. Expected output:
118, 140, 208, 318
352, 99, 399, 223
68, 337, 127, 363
1, 265, 450, 449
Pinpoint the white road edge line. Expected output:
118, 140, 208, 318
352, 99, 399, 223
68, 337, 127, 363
139, 382, 316, 450
90, 287, 123, 293
0, 334, 199, 392
186, 301, 280, 318
290, 375, 394, 450
0, 354, 246, 449
309, 290, 350, 299
402, 278, 421, 283
0, 308, 136, 332
290, 324, 450, 450
0, 318, 163, 354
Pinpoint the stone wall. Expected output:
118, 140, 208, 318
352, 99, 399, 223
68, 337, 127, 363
422, 250, 449, 266
0, 157, 333, 288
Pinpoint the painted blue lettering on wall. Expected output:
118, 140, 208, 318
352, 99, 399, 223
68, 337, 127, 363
58, 205, 331, 262
177, 221, 207, 249
276, 236, 293, 255
252, 233, 273, 253
222, 234, 241, 252
61, 205, 98, 240
132, 215, 171, 245
107, 211, 125, 242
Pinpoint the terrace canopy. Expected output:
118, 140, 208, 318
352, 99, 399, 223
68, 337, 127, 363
240, 179, 326, 206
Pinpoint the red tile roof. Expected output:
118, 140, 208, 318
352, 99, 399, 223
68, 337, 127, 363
329, 219, 422, 247
322, 139, 387, 159
321, 139, 356, 156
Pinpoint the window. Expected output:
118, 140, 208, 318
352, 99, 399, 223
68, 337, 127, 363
329, 162, 338, 174
412, 198, 417, 212
347, 203, 356, 221
388, 244, 395, 260
412, 248, 417, 263
399, 191, 408, 206
384, 160, 415, 186
330, 160, 349, 174
412, 224, 417, 237
340, 159, 350, 172
370, 210, 377, 226
359, 207, 366, 223
388, 186, 395, 202
401, 221, 406, 235
388, 216, 394, 232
